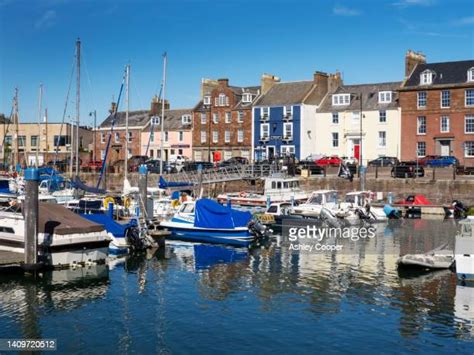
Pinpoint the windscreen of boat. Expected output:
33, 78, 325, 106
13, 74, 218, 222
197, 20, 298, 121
308, 194, 323, 205
345, 195, 356, 204
38, 203, 105, 235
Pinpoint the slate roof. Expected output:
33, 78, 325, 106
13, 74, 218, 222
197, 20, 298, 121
143, 108, 193, 131
99, 110, 150, 128
403, 60, 474, 88
253, 81, 315, 106
318, 82, 402, 113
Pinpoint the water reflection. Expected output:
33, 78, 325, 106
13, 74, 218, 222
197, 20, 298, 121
0, 220, 472, 353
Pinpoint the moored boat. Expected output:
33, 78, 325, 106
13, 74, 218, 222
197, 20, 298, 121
455, 216, 474, 282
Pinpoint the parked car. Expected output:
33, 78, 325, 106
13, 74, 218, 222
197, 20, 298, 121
81, 160, 102, 171
127, 155, 149, 172
315, 155, 342, 167
146, 159, 171, 174
182, 161, 214, 172
391, 161, 424, 178
341, 156, 359, 165
219, 157, 249, 167
368, 156, 399, 167
424, 155, 459, 167
296, 161, 324, 175
169, 155, 188, 165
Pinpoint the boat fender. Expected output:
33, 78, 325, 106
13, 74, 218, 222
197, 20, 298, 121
103, 196, 116, 209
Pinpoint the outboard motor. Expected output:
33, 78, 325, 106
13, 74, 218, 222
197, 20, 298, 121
248, 220, 272, 241
126, 226, 150, 253
452, 200, 467, 219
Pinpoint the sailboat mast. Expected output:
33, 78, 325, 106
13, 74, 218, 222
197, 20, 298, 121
124, 64, 130, 180
44, 108, 48, 162
69, 115, 73, 177
13, 88, 19, 170
36, 84, 43, 167
159, 53, 167, 176
75, 38, 81, 176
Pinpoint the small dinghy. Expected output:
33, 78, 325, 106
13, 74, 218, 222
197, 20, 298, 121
397, 244, 454, 270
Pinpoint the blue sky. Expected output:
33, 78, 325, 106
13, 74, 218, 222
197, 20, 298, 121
0, 0, 473, 126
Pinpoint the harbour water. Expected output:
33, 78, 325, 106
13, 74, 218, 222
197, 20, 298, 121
0, 221, 473, 354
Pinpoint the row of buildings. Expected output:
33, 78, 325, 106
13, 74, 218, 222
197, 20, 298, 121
2, 50, 474, 167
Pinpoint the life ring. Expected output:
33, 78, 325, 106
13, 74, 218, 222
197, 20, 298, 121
103, 196, 116, 209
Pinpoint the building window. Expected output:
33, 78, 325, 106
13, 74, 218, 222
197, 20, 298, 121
224, 150, 232, 160
127, 132, 132, 143
218, 94, 229, 106
440, 116, 450, 133
332, 94, 350, 106
284, 106, 293, 116
465, 141, 474, 157
261, 123, 269, 139
332, 112, 339, 124
283, 123, 293, 139
467, 68, 474, 82
441, 90, 450, 108
5, 136, 12, 145
225, 130, 230, 143
261, 107, 269, 118
417, 116, 426, 135
466, 89, 474, 106
18, 136, 26, 147
31, 135, 38, 147
114, 132, 120, 143
280, 145, 295, 156
241, 149, 249, 159
378, 91, 392, 103
203, 95, 211, 105
379, 111, 386, 123
100, 133, 105, 144
179, 131, 184, 142
194, 151, 202, 161
417, 142, 426, 157
150, 149, 154, 158
181, 114, 192, 125
225, 112, 231, 123
418, 92, 427, 108
213, 113, 219, 124
465, 115, 474, 133
332, 132, 339, 148
200, 131, 206, 143
242, 93, 252, 103
237, 111, 244, 123
352, 111, 360, 123
237, 129, 244, 143
164, 131, 168, 142
212, 130, 218, 143
178, 149, 183, 155
420, 70, 433, 85
201, 113, 207, 124
378, 131, 386, 147
151, 116, 160, 125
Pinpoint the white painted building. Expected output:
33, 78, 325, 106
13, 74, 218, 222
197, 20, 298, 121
313, 82, 402, 164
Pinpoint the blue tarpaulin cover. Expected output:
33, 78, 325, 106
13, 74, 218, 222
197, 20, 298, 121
80, 213, 136, 238
0, 179, 10, 194
159, 176, 193, 189
194, 198, 252, 229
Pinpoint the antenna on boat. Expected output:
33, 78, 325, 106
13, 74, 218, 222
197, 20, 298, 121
159, 52, 167, 176
13, 88, 19, 171
123, 63, 131, 193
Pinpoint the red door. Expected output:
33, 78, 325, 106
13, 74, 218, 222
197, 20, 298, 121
354, 144, 360, 161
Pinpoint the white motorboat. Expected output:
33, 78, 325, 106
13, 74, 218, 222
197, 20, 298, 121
0, 203, 110, 267
292, 190, 339, 218
455, 217, 474, 282
337, 191, 388, 223
217, 175, 308, 207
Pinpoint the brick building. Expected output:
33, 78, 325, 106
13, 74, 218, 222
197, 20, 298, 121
192, 78, 262, 162
94, 96, 169, 166
399, 51, 474, 165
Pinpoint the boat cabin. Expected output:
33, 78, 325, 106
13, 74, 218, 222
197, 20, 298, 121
264, 177, 302, 193
266, 202, 293, 216
344, 191, 372, 207
305, 190, 338, 206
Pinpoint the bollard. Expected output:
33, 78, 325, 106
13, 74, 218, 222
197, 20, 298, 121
375, 166, 378, 179
138, 165, 148, 220
432, 167, 436, 181
453, 165, 456, 180
24, 168, 40, 270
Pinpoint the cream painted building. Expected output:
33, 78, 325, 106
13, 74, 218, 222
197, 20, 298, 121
313, 82, 402, 164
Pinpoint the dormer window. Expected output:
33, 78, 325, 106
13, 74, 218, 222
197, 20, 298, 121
181, 114, 192, 125
378, 91, 392, 104
420, 70, 433, 85
151, 116, 160, 125
332, 94, 350, 106
468, 68, 474, 82
242, 93, 253, 103
203, 95, 211, 105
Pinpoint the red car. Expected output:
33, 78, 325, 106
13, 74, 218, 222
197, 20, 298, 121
315, 155, 342, 167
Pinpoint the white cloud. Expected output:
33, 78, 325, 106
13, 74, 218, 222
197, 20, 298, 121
333, 5, 361, 16
34, 9, 57, 29
392, 0, 436, 7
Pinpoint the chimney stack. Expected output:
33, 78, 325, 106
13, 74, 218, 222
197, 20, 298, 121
261, 73, 281, 95
150, 95, 170, 115
218, 78, 229, 87
200, 78, 219, 98
328, 71, 343, 93
405, 50, 426, 78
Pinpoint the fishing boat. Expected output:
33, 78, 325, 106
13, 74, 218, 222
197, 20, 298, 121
292, 190, 339, 218
455, 216, 474, 282
217, 175, 308, 207
160, 199, 270, 247
0, 203, 110, 267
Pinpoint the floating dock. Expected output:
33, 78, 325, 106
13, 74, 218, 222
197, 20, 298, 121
0, 250, 24, 272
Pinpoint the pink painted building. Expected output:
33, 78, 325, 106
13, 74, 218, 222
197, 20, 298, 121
140, 108, 193, 160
